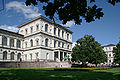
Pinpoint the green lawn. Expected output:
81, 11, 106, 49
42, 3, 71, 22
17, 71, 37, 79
0, 67, 120, 80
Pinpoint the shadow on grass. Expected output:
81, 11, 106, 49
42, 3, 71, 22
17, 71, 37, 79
0, 69, 120, 80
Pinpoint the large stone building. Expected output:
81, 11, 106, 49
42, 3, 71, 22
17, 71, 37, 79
0, 16, 73, 62
102, 44, 115, 65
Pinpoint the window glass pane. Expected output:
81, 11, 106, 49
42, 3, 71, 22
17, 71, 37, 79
45, 38, 48, 47
58, 41, 60, 47
54, 28, 56, 35
2, 36, 7, 46
62, 42, 64, 48
31, 27, 33, 33
54, 40, 56, 48
25, 29, 28, 34
58, 29, 60, 37
10, 38, 14, 47
67, 34, 69, 40
10, 52, 14, 60
36, 24, 39, 30
45, 24, 48, 32
62, 31, 64, 38
25, 42, 27, 48
3, 51, 7, 60
30, 39, 33, 47
17, 40, 21, 48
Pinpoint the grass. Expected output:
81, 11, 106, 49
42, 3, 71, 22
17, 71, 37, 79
0, 67, 120, 80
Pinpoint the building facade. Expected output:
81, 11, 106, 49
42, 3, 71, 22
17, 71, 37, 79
102, 44, 115, 64
0, 16, 73, 62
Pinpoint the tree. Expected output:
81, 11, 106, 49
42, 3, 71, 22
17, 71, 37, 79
113, 42, 120, 65
25, 0, 120, 25
72, 35, 107, 66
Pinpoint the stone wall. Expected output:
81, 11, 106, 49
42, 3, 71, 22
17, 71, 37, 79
0, 61, 71, 68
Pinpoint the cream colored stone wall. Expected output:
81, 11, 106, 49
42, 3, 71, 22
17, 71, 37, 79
103, 45, 115, 64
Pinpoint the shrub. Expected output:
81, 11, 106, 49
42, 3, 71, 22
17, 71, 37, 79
54, 67, 112, 71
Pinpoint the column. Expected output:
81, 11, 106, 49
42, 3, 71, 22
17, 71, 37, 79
58, 51, 60, 62
67, 53, 68, 61
21, 40, 23, 49
14, 39, 17, 48
62, 52, 64, 61
56, 28, 58, 36
7, 37, 10, 47
0, 51, 2, 60
7, 51, 11, 61
0, 36, 2, 47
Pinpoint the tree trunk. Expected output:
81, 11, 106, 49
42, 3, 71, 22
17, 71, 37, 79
82, 62, 86, 67
95, 64, 97, 67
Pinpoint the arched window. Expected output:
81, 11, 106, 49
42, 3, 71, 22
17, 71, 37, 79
67, 45, 69, 49
30, 54, 32, 61
16, 39, 21, 48
30, 27, 33, 33
46, 53, 49, 60
36, 24, 39, 31
25, 42, 27, 48
45, 38, 48, 47
30, 39, 33, 47
25, 28, 28, 34
36, 39, 39, 46
45, 24, 48, 32
10, 52, 14, 60
3, 51, 7, 60
2, 36, 7, 46
10, 38, 14, 47
17, 53, 21, 61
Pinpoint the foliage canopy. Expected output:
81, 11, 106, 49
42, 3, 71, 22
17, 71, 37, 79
25, 0, 120, 25
72, 35, 107, 66
113, 42, 120, 65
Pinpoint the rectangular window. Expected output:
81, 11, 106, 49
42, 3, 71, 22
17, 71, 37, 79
45, 24, 48, 32
54, 40, 56, 48
58, 41, 60, 47
30, 54, 32, 61
16, 39, 21, 48
67, 34, 69, 40
10, 38, 14, 47
58, 29, 60, 37
31, 27, 33, 33
36, 24, 39, 31
25, 54, 27, 60
62, 42, 64, 48
25, 29, 28, 34
54, 28, 56, 35
67, 45, 69, 49
62, 31, 64, 38
25, 42, 27, 48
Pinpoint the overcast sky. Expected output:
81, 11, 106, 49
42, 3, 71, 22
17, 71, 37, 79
0, 0, 120, 46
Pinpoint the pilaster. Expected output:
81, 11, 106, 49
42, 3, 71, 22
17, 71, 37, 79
0, 36, 2, 47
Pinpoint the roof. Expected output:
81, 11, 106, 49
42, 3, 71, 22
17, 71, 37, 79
0, 28, 24, 38
102, 44, 115, 48
18, 15, 73, 34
